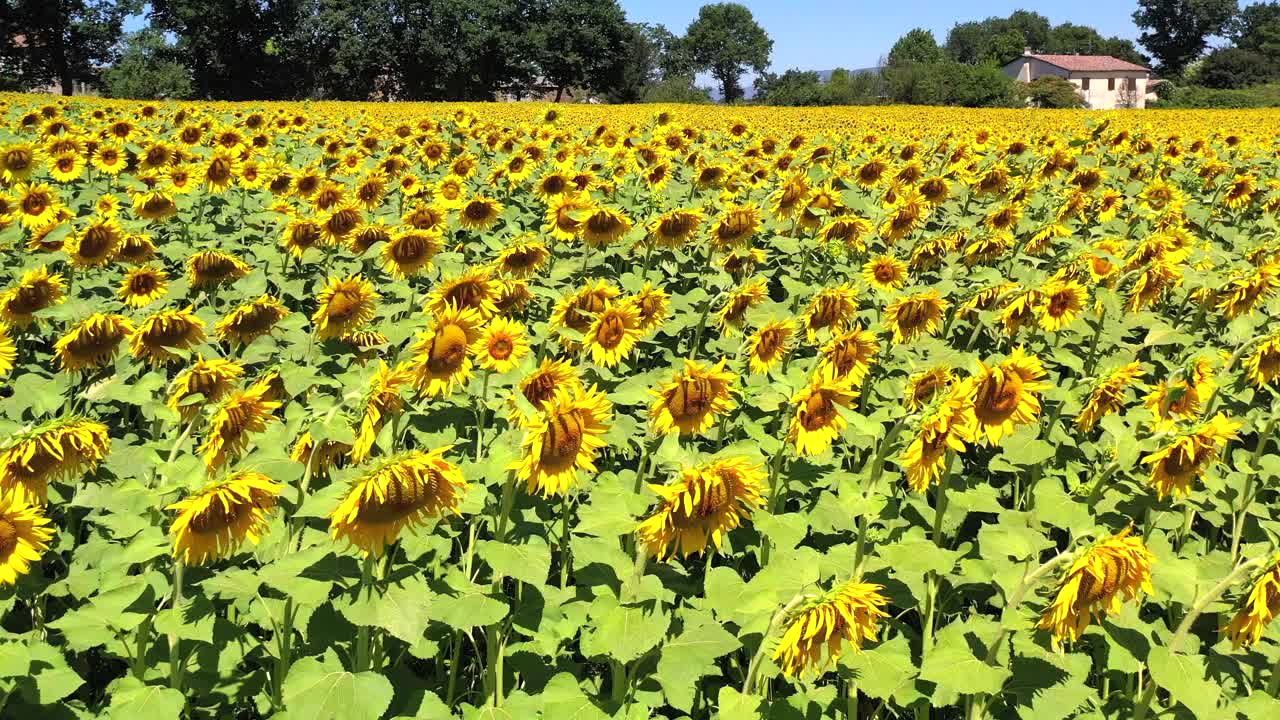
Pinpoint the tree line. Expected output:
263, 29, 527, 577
0, 0, 772, 103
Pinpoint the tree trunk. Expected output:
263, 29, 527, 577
721, 77, 734, 104
61, 72, 74, 96
554, 86, 564, 102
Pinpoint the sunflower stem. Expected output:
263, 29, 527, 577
1231, 416, 1276, 562
1085, 460, 1120, 508
1267, 653, 1280, 697
168, 559, 186, 692
354, 553, 376, 672
445, 630, 464, 707
474, 371, 490, 462
558, 492, 573, 589
855, 418, 906, 574
743, 591, 809, 695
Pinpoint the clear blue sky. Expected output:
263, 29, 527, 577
125, 1, 1145, 72
620, 0, 1142, 71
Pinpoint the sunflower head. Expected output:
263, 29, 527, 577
1225, 560, 1280, 648
55, 313, 136, 372
189, 250, 250, 288
747, 320, 794, 375
408, 303, 484, 397
167, 357, 245, 420
382, 229, 443, 278
649, 208, 705, 247
167, 471, 282, 566
427, 267, 499, 320
1040, 280, 1089, 332
0, 417, 111, 502
511, 386, 613, 497
884, 290, 948, 343
1077, 362, 1144, 432
0, 491, 54, 586
118, 265, 170, 308
650, 359, 738, 437
1142, 413, 1241, 499
1038, 527, 1154, 647
509, 358, 584, 423
496, 239, 551, 278
131, 306, 207, 365
718, 279, 768, 335
788, 380, 858, 456
330, 449, 469, 556
312, 274, 380, 340
803, 284, 860, 341
636, 457, 767, 559
586, 304, 643, 368
964, 347, 1048, 445
862, 255, 908, 292
473, 317, 530, 373
201, 384, 283, 473
0, 266, 66, 328
773, 581, 890, 678
215, 295, 290, 346
459, 196, 503, 230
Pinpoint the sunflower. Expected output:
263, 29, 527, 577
0, 142, 38, 184
426, 267, 500, 320
905, 366, 957, 410
1144, 358, 1215, 429
0, 491, 54, 586
131, 306, 207, 364
1039, 280, 1089, 332
1244, 336, 1280, 387
168, 357, 245, 420
48, 151, 85, 183
819, 216, 873, 251
551, 280, 621, 350
883, 290, 948, 343
1077, 362, 1145, 432
0, 266, 65, 328
709, 203, 762, 248
15, 182, 62, 229
459, 195, 503, 230
132, 188, 178, 221
803, 284, 859, 341
650, 359, 738, 436
585, 304, 643, 368
117, 265, 169, 308
636, 457, 767, 559
1225, 560, 1280, 648
0, 417, 111, 502
188, 250, 250, 289
1038, 527, 1154, 647
788, 380, 858, 456
281, 218, 326, 257
649, 208, 705, 247
402, 203, 449, 232
312, 274, 379, 340
407, 303, 484, 397
382, 229, 443, 278
900, 388, 976, 491
881, 188, 928, 242
862, 255, 908, 292
167, 471, 282, 566
718, 279, 768, 336
55, 313, 135, 372
330, 449, 468, 556
811, 326, 879, 386
1223, 173, 1257, 210
496, 239, 551, 278
201, 383, 283, 472
746, 320, 794, 375
350, 361, 413, 463
90, 142, 128, 175
215, 295, 290, 346
769, 173, 810, 220
544, 192, 592, 241
511, 386, 613, 496
66, 216, 124, 268
291, 431, 353, 479
627, 282, 671, 335
118, 233, 157, 263
474, 317, 530, 373
773, 581, 890, 678
1142, 413, 1242, 499
997, 289, 1041, 336
580, 206, 632, 247
964, 347, 1048, 445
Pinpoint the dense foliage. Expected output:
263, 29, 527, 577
0, 96, 1279, 720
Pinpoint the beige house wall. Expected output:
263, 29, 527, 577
1004, 58, 1149, 109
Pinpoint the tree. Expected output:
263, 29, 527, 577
609, 23, 677, 102
531, 0, 630, 101
1197, 46, 1279, 87
275, 0, 398, 100
101, 28, 193, 98
1, 0, 141, 95
148, 0, 299, 99
641, 75, 712, 103
753, 69, 829, 105
1023, 75, 1085, 107
1133, 0, 1238, 77
1044, 23, 1150, 66
886, 28, 944, 67
684, 2, 772, 103
1230, 2, 1280, 56
1006, 10, 1052, 50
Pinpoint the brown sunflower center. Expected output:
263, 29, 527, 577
0, 518, 17, 557
358, 475, 437, 524
799, 392, 837, 431
130, 274, 158, 295
21, 192, 49, 215
670, 377, 714, 420
974, 369, 1023, 424
9, 283, 54, 315
696, 475, 733, 517
327, 209, 360, 236
523, 372, 559, 408
80, 226, 116, 259
874, 264, 896, 283
426, 323, 469, 374
489, 336, 513, 360
464, 201, 492, 221
189, 497, 250, 534
596, 313, 626, 348
444, 281, 487, 311
327, 290, 366, 323
1048, 293, 1074, 317
541, 411, 585, 465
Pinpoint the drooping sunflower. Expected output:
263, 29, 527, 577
496, 239, 551, 278
585, 304, 643, 368
350, 361, 413, 463
964, 347, 1049, 445
1077, 362, 1145, 432
167, 471, 282, 566
215, 295, 290, 346
0, 324, 13, 377
407, 303, 484, 398
511, 386, 613, 497
636, 457, 767, 559
1222, 173, 1257, 210
709, 203, 762, 248
188, 250, 251, 289
55, 313, 135, 372
473, 317, 530, 373
1039, 280, 1089, 332
648, 208, 705, 247
718, 279, 768, 336
904, 366, 957, 410
900, 388, 977, 491
0, 142, 38, 184
426, 267, 500, 320
131, 306, 207, 364
118, 265, 170, 308
773, 581, 890, 678
117, 233, 157, 264
281, 218, 326, 258
1224, 560, 1280, 648
201, 383, 283, 472
1142, 413, 1242, 499
168, 357, 245, 420
132, 188, 178, 222
458, 195, 503, 230
544, 192, 592, 241
0, 417, 111, 502
862, 255, 908, 292
883, 290, 949, 344
509, 358, 583, 423
330, 449, 469, 556
803, 284, 859, 341
312, 274, 380, 340
788, 380, 858, 456
650, 359, 738, 436
746, 320, 794, 375
0, 266, 65, 328
581, 206, 633, 247
0, 491, 54, 586
997, 289, 1042, 336
68, 216, 124, 268
1144, 358, 1216, 429
1243, 335, 1280, 388
551, 280, 621, 350
382, 229, 444, 278
291, 431, 353, 479
1038, 528, 1154, 647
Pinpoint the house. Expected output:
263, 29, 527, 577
1003, 50, 1152, 109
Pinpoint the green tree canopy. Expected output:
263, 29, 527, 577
684, 2, 773, 103
101, 28, 193, 99
1197, 46, 1280, 87
1, 0, 140, 95
886, 28, 945, 67
1133, 0, 1239, 77
1230, 2, 1280, 56
531, 0, 630, 101
1023, 75, 1086, 107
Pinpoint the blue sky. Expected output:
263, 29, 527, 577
620, 0, 1142, 71
125, 1, 1144, 73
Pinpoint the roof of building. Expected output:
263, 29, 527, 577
1018, 53, 1150, 73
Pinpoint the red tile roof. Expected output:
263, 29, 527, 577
1026, 54, 1150, 73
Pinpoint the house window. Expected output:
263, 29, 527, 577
1081, 78, 1090, 91
1108, 78, 1116, 91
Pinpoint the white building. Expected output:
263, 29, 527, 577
1003, 51, 1153, 109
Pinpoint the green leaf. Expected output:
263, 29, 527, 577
281, 650, 394, 720
655, 612, 741, 710
105, 677, 186, 720
1145, 646, 1220, 719
539, 672, 609, 720
580, 597, 668, 663
477, 537, 552, 586
841, 633, 919, 704
917, 626, 1011, 706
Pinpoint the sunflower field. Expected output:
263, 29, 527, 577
0, 95, 1279, 720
